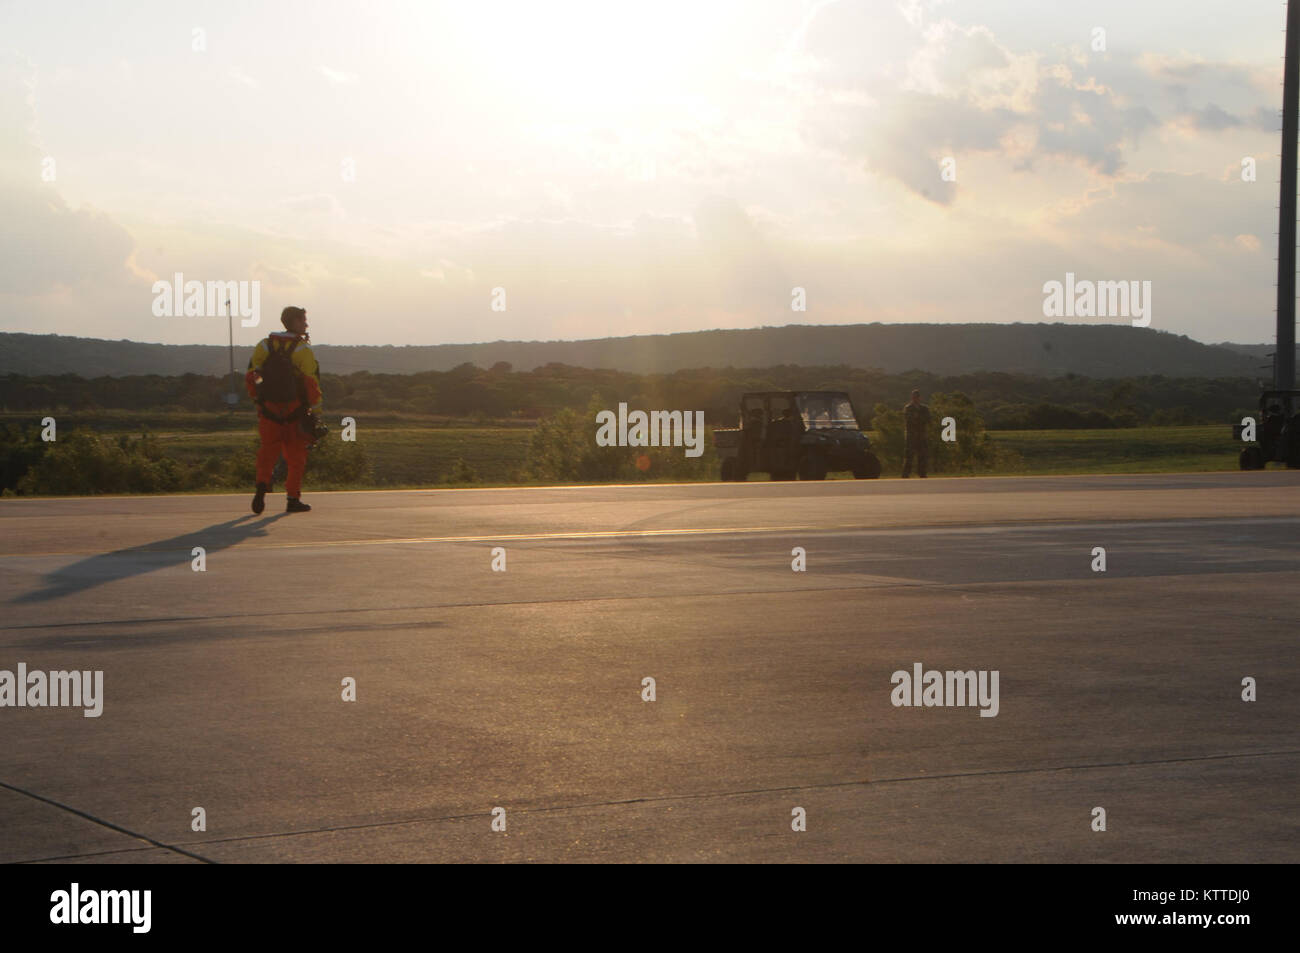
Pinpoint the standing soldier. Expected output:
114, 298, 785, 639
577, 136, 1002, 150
902, 389, 930, 478
245, 306, 323, 513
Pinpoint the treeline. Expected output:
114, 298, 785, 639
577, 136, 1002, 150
0, 325, 1269, 378
0, 363, 1261, 428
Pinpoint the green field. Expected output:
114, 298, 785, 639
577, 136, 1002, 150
110, 422, 1253, 484
988, 425, 1238, 475
1, 412, 1250, 494
153, 426, 533, 486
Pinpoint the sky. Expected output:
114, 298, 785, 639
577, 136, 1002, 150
0, 0, 1291, 348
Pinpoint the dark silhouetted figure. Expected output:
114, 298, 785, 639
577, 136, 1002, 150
246, 306, 322, 513
902, 389, 930, 478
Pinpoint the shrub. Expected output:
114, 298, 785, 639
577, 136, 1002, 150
443, 457, 481, 484
0, 423, 50, 493
16, 431, 184, 495
304, 433, 371, 485
520, 395, 718, 484
873, 392, 1016, 474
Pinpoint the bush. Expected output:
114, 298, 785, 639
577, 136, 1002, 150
872, 392, 1016, 474
217, 439, 259, 488
520, 395, 718, 484
519, 407, 590, 482
0, 423, 51, 493
16, 430, 184, 495
304, 434, 371, 485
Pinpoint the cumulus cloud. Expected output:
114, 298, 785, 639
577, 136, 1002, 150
1032, 70, 1156, 174
790, 1, 1265, 201
0, 2, 1285, 347
0, 54, 140, 295
0, 186, 136, 294
1187, 103, 1241, 131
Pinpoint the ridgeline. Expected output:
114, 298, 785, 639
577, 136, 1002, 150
1, 324, 1288, 379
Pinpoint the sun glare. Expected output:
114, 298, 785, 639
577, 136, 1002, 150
453, 0, 710, 113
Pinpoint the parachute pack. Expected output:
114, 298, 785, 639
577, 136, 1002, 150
253, 334, 314, 427
257, 335, 307, 405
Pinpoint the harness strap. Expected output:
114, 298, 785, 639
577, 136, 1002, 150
256, 400, 308, 425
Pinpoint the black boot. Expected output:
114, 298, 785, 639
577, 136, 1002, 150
251, 482, 268, 514
286, 497, 312, 513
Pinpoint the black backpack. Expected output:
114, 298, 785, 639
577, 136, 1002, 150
257, 337, 305, 404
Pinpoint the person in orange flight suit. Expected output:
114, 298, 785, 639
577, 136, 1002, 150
245, 306, 323, 514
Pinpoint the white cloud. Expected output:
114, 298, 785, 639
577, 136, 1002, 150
0, 1, 1286, 346
0, 54, 140, 295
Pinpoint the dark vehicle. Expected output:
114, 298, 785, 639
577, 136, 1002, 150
1235, 389, 1300, 469
714, 391, 882, 481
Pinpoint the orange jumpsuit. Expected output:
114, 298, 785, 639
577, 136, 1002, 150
245, 332, 323, 498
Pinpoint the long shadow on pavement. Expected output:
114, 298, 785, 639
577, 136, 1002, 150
11, 514, 287, 603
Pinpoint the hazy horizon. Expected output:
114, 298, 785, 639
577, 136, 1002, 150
0, 322, 1282, 350
1, 1, 1292, 350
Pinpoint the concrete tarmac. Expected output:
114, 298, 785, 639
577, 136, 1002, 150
1, 472, 1297, 862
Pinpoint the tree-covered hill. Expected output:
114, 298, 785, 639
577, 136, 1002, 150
0, 323, 1284, 379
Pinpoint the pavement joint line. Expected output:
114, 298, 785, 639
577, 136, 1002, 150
0, 525, 810, 559
17, 845, 170, 864
171, 749, 1300, 850
0, 779, 218, 865
6, 570, 1299, 632
4, 514, 1300, 560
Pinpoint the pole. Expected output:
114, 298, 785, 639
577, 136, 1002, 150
1277, 0, 1299, 393
227, 296, 237, 409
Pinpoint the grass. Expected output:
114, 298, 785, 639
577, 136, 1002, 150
765, 426, 1240, 479
1, 411, 536, 487
148, 423, 1245, 483
144, 426, 533, 485
343, 428, 530, 484
987, 425, 1239, 475
2, 411, 1251, 494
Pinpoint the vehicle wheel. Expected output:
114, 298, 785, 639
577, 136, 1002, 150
853, 452, 882, 479
720, 458, 738, 482
1239, 446, 1264, 470
798, 454, 828, 480
1288, 424, 1300, 469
